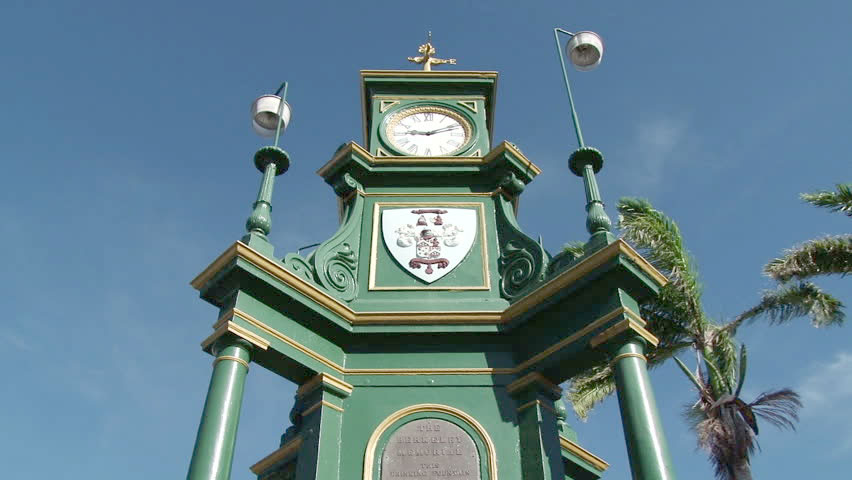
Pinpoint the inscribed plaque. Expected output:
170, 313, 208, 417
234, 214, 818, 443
381, 418, 480, 480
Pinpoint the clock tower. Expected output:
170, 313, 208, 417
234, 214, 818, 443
186, 42, 676, 480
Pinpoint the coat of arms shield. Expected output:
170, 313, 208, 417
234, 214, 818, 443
381, 208, 477, 283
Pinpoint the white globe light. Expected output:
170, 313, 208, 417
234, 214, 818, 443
566, 31, 604, 71
251, 94, 292, 137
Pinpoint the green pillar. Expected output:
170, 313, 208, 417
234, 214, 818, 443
612, 338, 676, 480
187, 337, 253, 480
508, 374, 565, 480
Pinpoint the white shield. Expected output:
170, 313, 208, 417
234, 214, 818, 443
382, 208, 477, 283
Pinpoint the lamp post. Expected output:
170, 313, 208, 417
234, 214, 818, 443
553, 28, 615, 251
554, 28, 677, 480
244, 82, 292, 250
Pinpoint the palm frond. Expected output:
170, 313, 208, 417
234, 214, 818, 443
763, 235, 852, 282
674, 356, 708, 396
566, 363, 615, 419
617, 197, 708, 338
801, 183, 852, 216
561, 241, 586, 259
735, 282, 845, 328
734, 344, 747, 398
750, 388, 802, 431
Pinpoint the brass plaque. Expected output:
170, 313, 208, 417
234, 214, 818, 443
381, 418, 480, 480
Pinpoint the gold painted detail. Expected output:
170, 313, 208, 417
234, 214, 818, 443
302, 399, 344, 417
212, 355, 250, 370
191, 244, 661, 371
316, 141, 541, 180
506, 372, 562, 396
407, 34, 456, 71
610, 352, 647, 366
383, 105, 473, 156
559, 436, 609, 472
513, 307, 630, 372
368, 202, 490, 291
363, 404, 497, 480
297, 372, 354, 398
345, 367, 514, 375
227, 307, 346, 375
250, 436, 303, 475
503, 240, 664, 321
589, 319, 660, 348
516, 399, 558, 416
379, 100, 400, 113
457, 100, 477, 113
201, 320, 270, 352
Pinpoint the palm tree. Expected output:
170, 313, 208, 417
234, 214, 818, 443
674, 345, 801, 480
733, 183, 851, 331
567, 198, 802, 478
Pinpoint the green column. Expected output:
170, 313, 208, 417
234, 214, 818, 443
612, 338, 676, 480
187, 338, 253, 480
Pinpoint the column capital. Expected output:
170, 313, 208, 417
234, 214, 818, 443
211, 336, 255, 360
506, 372, 562, 401
589, 317, 658, 354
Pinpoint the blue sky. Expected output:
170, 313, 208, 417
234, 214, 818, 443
1, 0, 850, 478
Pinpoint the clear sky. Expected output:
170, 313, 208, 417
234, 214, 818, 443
1, 1, 849, 478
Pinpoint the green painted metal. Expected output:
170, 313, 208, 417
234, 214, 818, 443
187, 338, 253, 480
612, 339, 676, 480
553, 28, 586, 148
190, 68, 678, 480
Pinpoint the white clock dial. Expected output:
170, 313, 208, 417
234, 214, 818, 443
385, 106, 472, 156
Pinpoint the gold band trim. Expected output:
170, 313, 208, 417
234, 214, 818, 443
229, 308, 345, 375
250, 436, 303, 474
516, 399, 558, 416
363, 404, 498, 480
297, 372, 354, 398
514, 307, 629, 372
303, 400, 345, 417
559, 435, 609, 472
203, 306, 650, 377
201, 321, 270, 352
506, 372, 562, 396
213, 355, 249, 370
610, 352, 647, 366
191, 239, 664, 326
368, 202, 490, 291
589, 319, 660, 348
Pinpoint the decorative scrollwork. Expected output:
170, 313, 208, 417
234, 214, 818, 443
323, 243, 358, 302
499, 240, 537, 299
332, 172, 361, 197
283, 253, 317, 283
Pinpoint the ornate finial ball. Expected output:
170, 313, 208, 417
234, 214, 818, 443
254, 146, 290, 175
568, 146, 604, 177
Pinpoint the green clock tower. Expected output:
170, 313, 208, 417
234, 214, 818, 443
186, 41, 676, 480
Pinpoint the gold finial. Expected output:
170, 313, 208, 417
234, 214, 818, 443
407, 31, 457, 71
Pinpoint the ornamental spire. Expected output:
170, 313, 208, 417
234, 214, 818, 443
407, 31, 457, 71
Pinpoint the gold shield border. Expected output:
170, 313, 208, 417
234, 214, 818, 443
369, 201, 490, 291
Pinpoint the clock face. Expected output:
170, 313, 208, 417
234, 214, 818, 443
385, 106, 472, 156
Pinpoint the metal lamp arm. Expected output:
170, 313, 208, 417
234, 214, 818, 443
554, 28, 585, 148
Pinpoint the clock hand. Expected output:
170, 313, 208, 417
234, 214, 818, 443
423, 125, 461, 135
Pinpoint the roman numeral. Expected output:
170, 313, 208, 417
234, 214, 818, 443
424, 148, 432, 156
423, 113, 434, 121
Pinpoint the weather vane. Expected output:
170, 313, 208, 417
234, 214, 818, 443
407, 31, 456, 71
